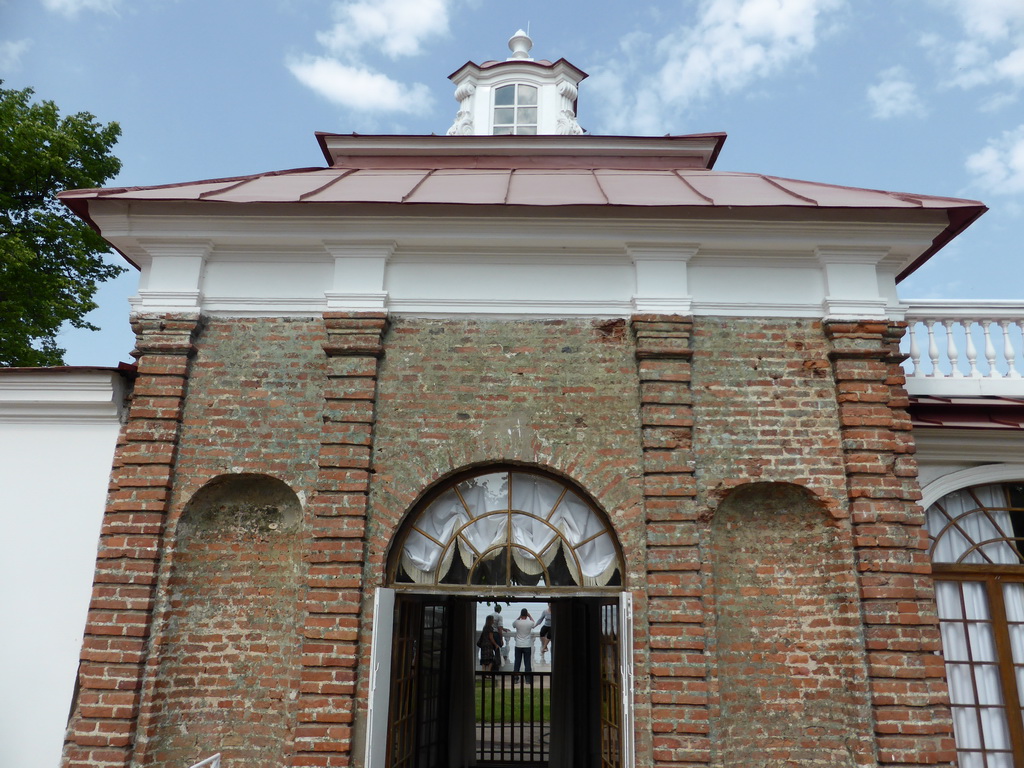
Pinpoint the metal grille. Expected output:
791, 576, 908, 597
475, 670, 550, 764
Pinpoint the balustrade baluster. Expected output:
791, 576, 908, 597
943, 320, 963, 378
1000, 320, 1021, 379
908, 324, 923, 377
926, 320, 942, 378
982, 320, 1000, 378
964, 320, 980, 378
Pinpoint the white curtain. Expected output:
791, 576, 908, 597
927, 484, 1021, 767
928, 485, 1018, 565
400, 471, 618, 586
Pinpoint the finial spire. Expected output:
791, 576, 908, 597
507, 29, 533, 61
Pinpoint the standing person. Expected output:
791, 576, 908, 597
478, 615, 501, 675
490, 604, 510, 668
537, 603, 553, 661
512, 608, 536, 682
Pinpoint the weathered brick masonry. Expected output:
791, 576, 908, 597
64, 314, 203, 768
826, 321, 955, 768
63, 312, 952, 768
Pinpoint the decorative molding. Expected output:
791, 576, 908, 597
0, 371, 128, 424
821, 296, 890, 320
627, 244, 698, 315
631, 297, 694, 314
134, 289, 203, 312
323, 240, 395, 310
919, 462, 1024, 508
447, 82, 475, 136
323, 292, 389, 311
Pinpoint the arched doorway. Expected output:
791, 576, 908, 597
364, 467, 633, 768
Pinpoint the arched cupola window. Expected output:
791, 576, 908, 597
493, 84, 538, 135
390, 467, 622, 588
927, 482, 1024, 767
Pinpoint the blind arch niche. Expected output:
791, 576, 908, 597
388, 467, 624, 589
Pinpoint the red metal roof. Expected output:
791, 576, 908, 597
59, 134, 986, 280
66, 167, 979, 209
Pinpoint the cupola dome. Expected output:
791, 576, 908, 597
446, 31, 587, 136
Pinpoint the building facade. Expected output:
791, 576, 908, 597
53, 33, 1024, 768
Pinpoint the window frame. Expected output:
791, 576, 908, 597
929, 482, 1024, 766
386, 465, 625, 594
492, 83, 539, 135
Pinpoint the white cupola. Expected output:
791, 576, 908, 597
447, 31, 587, 136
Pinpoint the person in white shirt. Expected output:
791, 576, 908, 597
512, 608, 536, 681
537, 603, 552, 661
490, 605, 510, 667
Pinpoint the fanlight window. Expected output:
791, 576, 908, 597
929, 483, 1024, 565
927, 482, 1024, 768
493, 84, 538, 135
394, 469, 622, 588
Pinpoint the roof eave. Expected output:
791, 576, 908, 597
895, 203, 988, 282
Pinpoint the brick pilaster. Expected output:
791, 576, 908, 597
291, 312, 388, 768
827, 320, 955, 768
632, 315, 707, 768
62, 314, 203, 768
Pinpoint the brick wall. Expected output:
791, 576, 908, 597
130, 317, 329, 768
63, 314, 202, 768
61, 312, 955, 768
687, 317, 875, 768
827, 321, 955, 768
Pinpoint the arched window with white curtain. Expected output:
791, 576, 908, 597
389, 467, 623, 589
927, 482, 1024, 768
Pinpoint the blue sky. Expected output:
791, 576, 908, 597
2, 0, 1023, 366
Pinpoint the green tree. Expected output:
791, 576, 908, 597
0, 83, 123, 366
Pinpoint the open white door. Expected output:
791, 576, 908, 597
619, 591, 635, 768
363, 587, 395, 768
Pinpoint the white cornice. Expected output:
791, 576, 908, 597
94, 209, 950, 322
0, 371, 127, 424
914, 430, 1024, 466
91, 208, 945, 249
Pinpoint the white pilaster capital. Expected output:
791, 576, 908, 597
323, 240, 397, 261
137, 238, 215, 260
814, 245, 890, 266
323, 240, 395, 311
626, 243, 700, 263
134, 239, 212, 313
627, 243, 697, 314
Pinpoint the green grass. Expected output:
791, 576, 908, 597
475, 679, 550, 723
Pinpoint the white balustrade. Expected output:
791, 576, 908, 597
902, 301, 1024, 396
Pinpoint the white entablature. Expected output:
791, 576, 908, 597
447, 31, 586, 136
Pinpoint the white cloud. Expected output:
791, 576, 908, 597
966, 124, 1024, 195
0, 39, 31, 74
41, 0, 120, 17
588, 0, 845, 134
287, 56, 432, 114
867, 67, 926, 119
289, 0, 455, 115
925, 0, 1024, 90
317, 0, 453, 60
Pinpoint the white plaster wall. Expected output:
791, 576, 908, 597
0, 375, 123, 768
